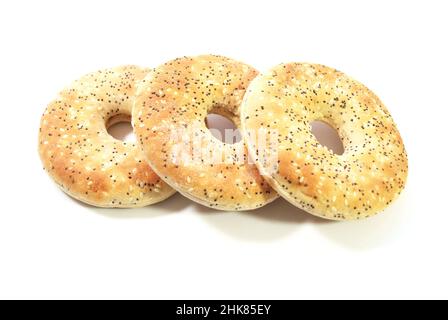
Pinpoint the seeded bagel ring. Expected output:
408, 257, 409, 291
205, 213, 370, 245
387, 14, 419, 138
241, 63, 408, 220
133, 55, 278, 211
39, 66, 176, 207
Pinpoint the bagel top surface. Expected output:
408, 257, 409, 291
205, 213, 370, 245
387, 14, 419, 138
133, 55, 277, 211
241, 63, 408, 220
38, 65, 175, 207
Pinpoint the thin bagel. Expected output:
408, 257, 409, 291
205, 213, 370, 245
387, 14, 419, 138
133, 55, 278, 211
39, 66, 176, 207
241, 63, 408, 220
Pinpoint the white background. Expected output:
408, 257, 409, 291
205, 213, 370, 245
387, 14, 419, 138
0, 0, 447, 299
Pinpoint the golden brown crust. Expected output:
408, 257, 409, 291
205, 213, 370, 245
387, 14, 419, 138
133, 55, 278, 211
241, 63, 408, 220
38, 66, 176, 207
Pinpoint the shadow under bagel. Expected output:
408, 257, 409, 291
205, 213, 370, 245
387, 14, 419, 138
193, 197, 332, 242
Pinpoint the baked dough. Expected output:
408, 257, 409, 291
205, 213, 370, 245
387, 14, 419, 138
133, 55, 278, 210
39, 66, 175, 207
241, 63, 408, 220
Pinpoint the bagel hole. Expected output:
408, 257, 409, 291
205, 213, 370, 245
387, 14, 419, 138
106, 114, 136, 143
205, 113, 241, 144
311, 120, 344, 155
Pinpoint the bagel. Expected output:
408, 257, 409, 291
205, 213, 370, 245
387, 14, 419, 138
241, 63, 408, 220
133, 55, 278, 211
38, 66, 176, 207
